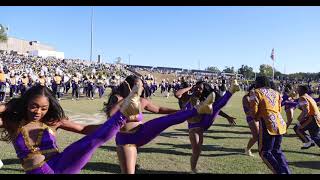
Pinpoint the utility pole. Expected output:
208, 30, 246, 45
128, 54, 131, 65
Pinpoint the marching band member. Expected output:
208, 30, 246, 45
293, 85, 320, 149
20, 73, 29, 96
0, 68, 6, 103
52, 72, 62, 101
249, 76, 290, 174
71, 73, 80, 100
8, 72, 18, 99
38, 72, 47, 87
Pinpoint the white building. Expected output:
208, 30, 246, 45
28, 50, 65, 59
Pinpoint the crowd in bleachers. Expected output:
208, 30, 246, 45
0, 54, 132, 102
1, 53, 320, 104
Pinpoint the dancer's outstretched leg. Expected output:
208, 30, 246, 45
47, 111, 127, 174
116, 91, 215, 147
45, 82, 144, 174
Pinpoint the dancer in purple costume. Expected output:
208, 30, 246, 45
174, 79, 239, 173
242, 84, 259, 157
104, 75, 217, 174
281, 84, 320, 129
0, 84, 143, 174
281, 84, 299, 129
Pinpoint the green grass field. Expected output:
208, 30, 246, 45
0, 90, 319, 174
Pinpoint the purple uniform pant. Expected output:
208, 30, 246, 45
98, 86, 104, 98
26, 110, 126, 174
116, 108, 198, 147
258, 120, 291, 174
293, 117, 320, 146
9, 85, 17, 97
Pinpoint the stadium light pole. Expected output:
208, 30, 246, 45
90, 7, 94, 62
128, 54, 131, 65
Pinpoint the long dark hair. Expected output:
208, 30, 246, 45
194, 81, 216, 102
1, 85, 66, 142
284, 84, 292, 94
255, 76, 271, 89
119, 75, 140, 98
103, 87, 121, 117
103, 75, 144, 117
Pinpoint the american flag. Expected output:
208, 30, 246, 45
270, 48, 275, 61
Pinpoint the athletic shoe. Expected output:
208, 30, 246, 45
301, 140, 315, 149
245, 148, 255, 157
190, 168, 198, 174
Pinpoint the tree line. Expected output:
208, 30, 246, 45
206, 64, 320, 81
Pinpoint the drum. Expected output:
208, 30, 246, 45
58, 86, 65, 93
79, 88, 84, 94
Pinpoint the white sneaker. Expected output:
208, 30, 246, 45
0, 159, 3, 169
245, 148, 255, 157
190, 168, 198, 174
301, 140, 315, 149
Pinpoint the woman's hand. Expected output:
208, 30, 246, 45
227, 116, 237, 126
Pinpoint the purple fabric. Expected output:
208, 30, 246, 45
283, 100, 299, 110
26, 163, 55, 174
293, 118, 320, 146
98, 86, 104, 98
39, 130, 59, 152
116, 108, 198, 147
281, 94, 289, 107
9, 85, 17, 97
281, 94, 299, 110
258, 120, 291, 174
18, 110, 126, 174
136, 113, 143, 122
246, 116, 254, 124
14, 127, 59, 160
242, 96, 254, 124
19, 84, 27, 95
13, 133, 31, 160
188, 91, 232, 131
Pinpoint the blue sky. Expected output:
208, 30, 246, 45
1, 6, 320, 74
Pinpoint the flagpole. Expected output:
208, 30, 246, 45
273, 57, 275, 81
90, 7, 94, 62
271, 48, 275, 81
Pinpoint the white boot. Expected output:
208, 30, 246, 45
190, 169, 198, 174
245, 148, 254, 157
0, 159, 3, 169
301, 140, 315, 149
